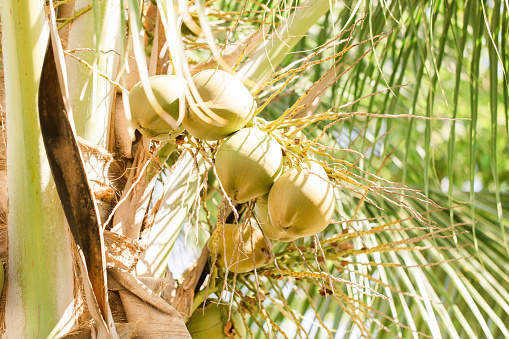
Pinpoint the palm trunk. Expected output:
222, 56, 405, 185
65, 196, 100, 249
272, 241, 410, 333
0, 1, 75, 336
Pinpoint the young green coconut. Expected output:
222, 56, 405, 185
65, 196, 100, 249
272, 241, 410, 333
186, 302, 246, 339
215, 128, 283, 203
128, 75, 185, 140
208, 223, 273, 273
268, 161, 335, 239
254, 194, 299, 242
183, 69, 256, 140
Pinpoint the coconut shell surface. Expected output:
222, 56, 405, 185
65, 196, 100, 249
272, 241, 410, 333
186, 303, 246, 339
215, 128, 283, 203
268, 161, 335, 239
208, 223, 272, 273
183, 70, 255, 140
254, 194, 299, 242
129, 75, 185, 140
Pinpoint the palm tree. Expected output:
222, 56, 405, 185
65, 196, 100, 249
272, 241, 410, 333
0, 0, 507, 337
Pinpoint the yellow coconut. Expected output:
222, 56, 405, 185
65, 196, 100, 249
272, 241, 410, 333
186, 303, 246, 339
208, 223, 272, 273
254, 194, 299, 242
268, 161, 335, 239
215, 128, 283, 203
184, 70, 255, 140
128, 75, 185, 140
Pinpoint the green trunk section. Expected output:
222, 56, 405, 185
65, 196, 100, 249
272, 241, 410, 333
0, 1, 75, 337
65, 0, 121, 146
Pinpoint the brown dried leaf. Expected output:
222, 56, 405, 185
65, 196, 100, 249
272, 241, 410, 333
39, 32, 113, 333
108, 268, 191, 338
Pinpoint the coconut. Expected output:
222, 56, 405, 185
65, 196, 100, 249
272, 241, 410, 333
128, 75, 185, 140
186, 303, 246, 339
208, 223, 273, 273
215, 128, 283, 203
183, 70, 255, 140
268, 161, 335, 239
254, 194, 299, 242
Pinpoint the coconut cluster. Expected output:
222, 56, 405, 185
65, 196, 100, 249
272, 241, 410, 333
208, 138, 335, 273
129, 69, 336, 275
213, 129, 335, 245
128, 69, 255, 141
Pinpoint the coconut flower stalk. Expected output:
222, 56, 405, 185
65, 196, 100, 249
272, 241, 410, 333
0, 1, 75, 337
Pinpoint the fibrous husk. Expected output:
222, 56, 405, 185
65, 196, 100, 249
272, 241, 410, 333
129, 75, 185, 140
208, 223, 272, 273
186, 302, 246, 339
215, 128, 283, 203
78, 137, 128, 225
268, 161, 335, 239
183, 70, 255, 141
104, 231, 143, 272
